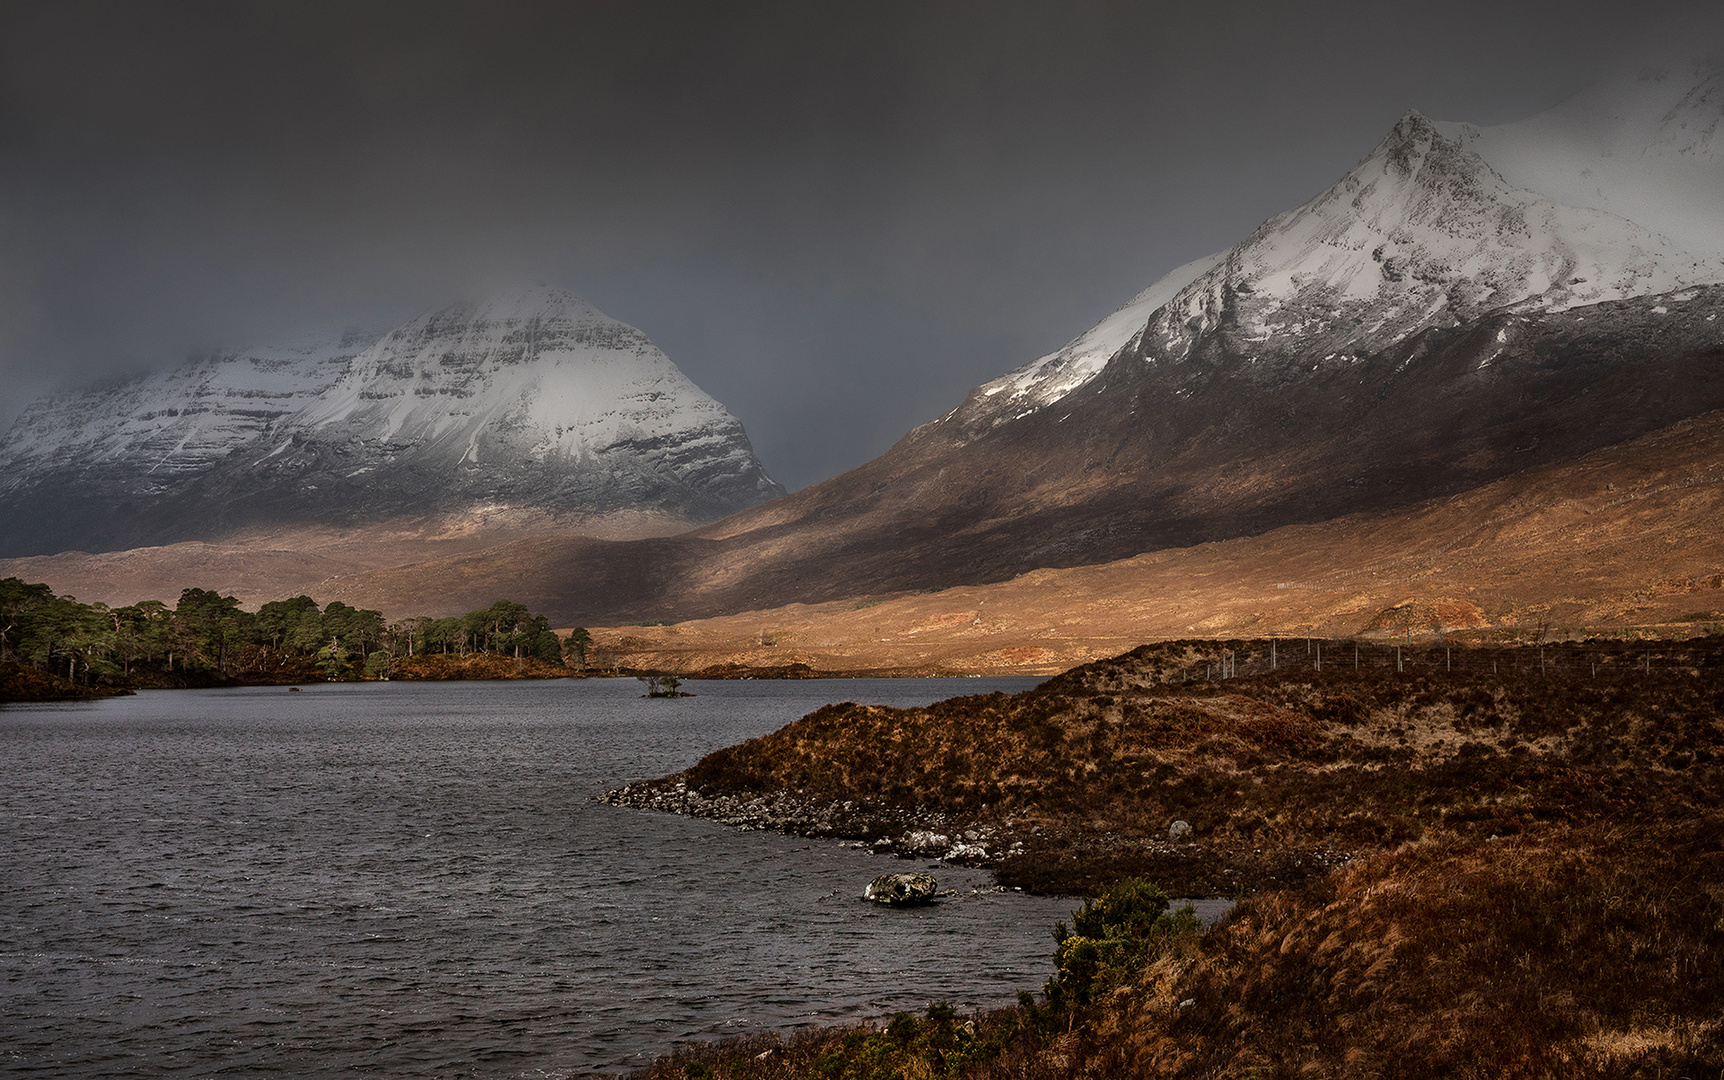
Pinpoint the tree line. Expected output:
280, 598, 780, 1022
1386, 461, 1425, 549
0, 577, 592, 686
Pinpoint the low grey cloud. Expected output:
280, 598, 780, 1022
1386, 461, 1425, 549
1, 0, 1714, 488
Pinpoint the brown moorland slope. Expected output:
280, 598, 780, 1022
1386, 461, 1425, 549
0, 509, 689, 611
589, 406, 1724, 675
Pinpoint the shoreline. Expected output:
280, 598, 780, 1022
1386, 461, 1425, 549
600, 776, 1348, 898
0, 661, 1022, 705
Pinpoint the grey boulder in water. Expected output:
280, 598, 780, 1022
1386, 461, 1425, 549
864, 872, 938, 906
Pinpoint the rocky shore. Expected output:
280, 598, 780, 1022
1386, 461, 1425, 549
600, 776, 1349, 896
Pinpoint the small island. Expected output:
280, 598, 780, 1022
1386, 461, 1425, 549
863, 872, 938, 906
639, 674, 694, 698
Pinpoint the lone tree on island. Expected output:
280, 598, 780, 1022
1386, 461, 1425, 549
638, 673, 689, 698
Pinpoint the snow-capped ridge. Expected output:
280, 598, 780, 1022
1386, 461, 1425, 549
966, 251, 1227, 417
0, 288, 784, 556
951, 73, 1723, 434
284, 288, 743, 473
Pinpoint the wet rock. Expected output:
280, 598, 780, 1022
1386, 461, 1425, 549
904, 830, 951, 854
865, 872, 939, 906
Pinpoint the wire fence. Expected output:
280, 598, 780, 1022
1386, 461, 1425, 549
1175, 636, 1724, 684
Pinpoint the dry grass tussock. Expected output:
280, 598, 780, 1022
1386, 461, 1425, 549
1103, 824, 1724, 1078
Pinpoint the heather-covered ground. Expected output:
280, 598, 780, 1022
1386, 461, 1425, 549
610, 638, 1724, 1078
610, 637, 1724, 894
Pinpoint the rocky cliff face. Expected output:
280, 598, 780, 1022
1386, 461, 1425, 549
0, 289, 784, 556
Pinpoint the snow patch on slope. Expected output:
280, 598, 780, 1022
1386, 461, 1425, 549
967, 251, 1226, 414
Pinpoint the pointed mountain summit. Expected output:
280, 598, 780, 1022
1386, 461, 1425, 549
1127, 111, 1716, 362
0, 289, 784, 556
962, 107, 1720, 429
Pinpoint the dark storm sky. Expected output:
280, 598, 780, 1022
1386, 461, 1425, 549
0, 1, 1713, 490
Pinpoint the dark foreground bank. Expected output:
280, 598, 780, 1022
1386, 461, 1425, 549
607, 637, 1724, 1078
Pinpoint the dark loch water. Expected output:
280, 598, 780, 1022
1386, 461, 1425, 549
1, 677, 1080, 1078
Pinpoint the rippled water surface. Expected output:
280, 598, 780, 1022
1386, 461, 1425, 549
0, 677, 1083, 1078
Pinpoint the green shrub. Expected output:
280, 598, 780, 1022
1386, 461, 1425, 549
1048, 877, 1199, 1006
886, 1011, 918, 1045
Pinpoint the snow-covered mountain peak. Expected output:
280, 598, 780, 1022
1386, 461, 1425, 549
360, 286, 648, 376
289, 289, 730, 465
1130, 106, 1719, 376
0, 289, 784, 556
950, 85, 1723, 429
1187, 108, 1706, 315
956, 112, 1470, 421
